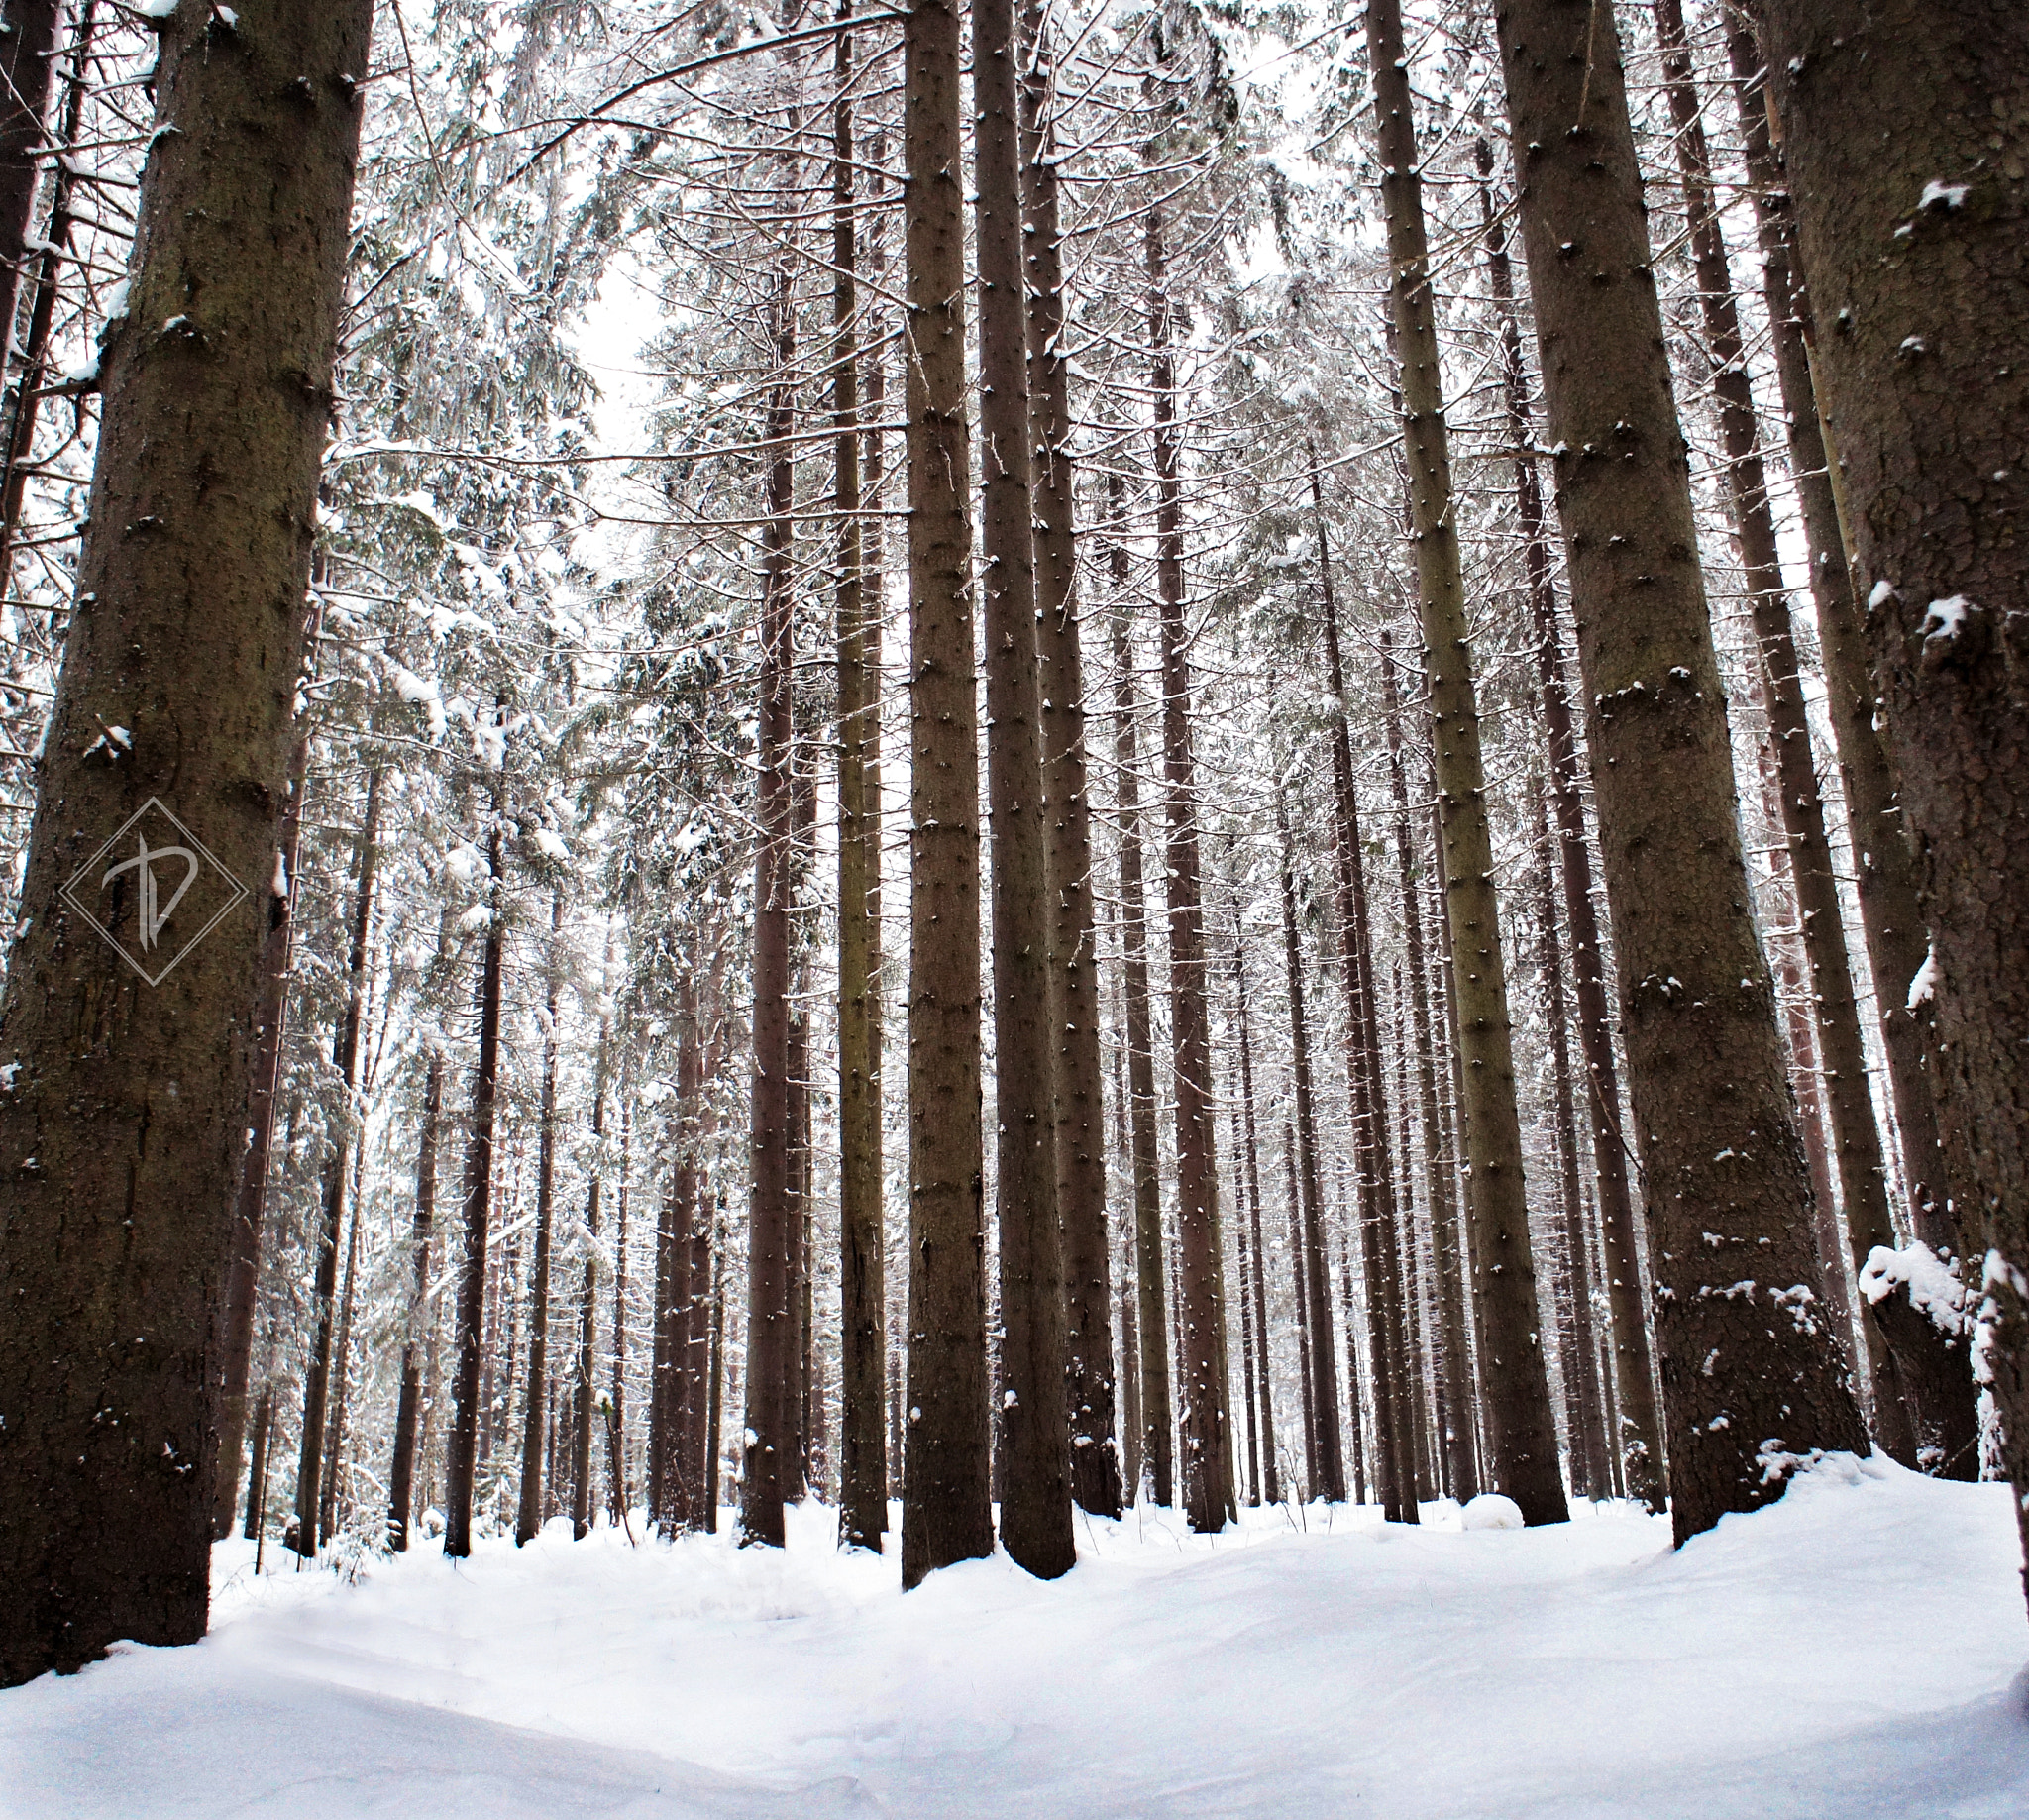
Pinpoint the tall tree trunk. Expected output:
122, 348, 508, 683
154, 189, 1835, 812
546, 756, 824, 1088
1368, 0, 1565, 1526
1278, 803, 1345, 1502
705, 1235, 726, 1532
609, 1089, 632, 1526
975, 0, 1071, 1580
1231, 929, 1281, 1505
0, 0, 61, 379
1311, 486, 1413, 1523
515, 888, 565, 1544
1490, 0, 1867, 1543
318, 1152, 365, 1546
389, 1035, 445, 1552
1286, 1129, 1317, 1496
1022, 6, 1118, 1524
1147, 202, 1231, 1533
446, 810, 508, 1558
1719, 13, 1953, 1259
1228, 1090, 1261, 1506
899, 0, 991, 1587
0, 0, 372, 1656
1110, 593, 1173, 1507
1653, 0, 1971, 1472
214, 713, 313, 1537
293, 764, 383, 1555
832, 14, 887, 1554
1472, 138, 1664, 1507
740, 284, 798, 1551
1378, 631, 1477, 1502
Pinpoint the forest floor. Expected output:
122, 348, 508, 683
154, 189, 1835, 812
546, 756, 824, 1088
4, 1454, 2025, 1818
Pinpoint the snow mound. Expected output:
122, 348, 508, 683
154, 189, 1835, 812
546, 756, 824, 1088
1460, 1492, 1526, 1530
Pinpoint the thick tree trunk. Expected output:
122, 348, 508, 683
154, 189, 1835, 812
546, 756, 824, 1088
1719, 13, 1951, 1256
0, 0, 373, 1668
1654, 0, 1971, 1473
293, 764, 383, 1555
214, 715, 312, 1538
445, 814, 507, 1557
741, 292, 798, 1550
1472, 139, 1664, 1507
1755, 0, 2027, 1541
899, 0, 991, 1587
1491, 0, 1867, 1544
1278, 803, 1344, 1502
832, 17, 887, 1555
974, 0, 1071, 1580
1021, 6, 1118, 1523
1110, 593, 1173, 1507
388, 1038, 444, 1552
1147, 205, 1232, 1533
515, 890, 565, 1544
1369, 0, 1564, 1526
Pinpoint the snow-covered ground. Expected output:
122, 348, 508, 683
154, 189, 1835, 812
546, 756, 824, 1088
5, 1456, 2025, 1818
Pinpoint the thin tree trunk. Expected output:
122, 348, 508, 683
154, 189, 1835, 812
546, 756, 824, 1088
215, 714, 314, 1537
1490, 0, 1867, 1543
1367, 0, 1565, 1526
1378, 632, 1477, 1503
389, 1037, 445, 1552
1231, 930, 1281, 1506
1472, 138, 1664, 1507
1147, 202, 1232, 1533
705, 1234, 726, 1532
740, 281, 798, 1551
446, 809, 508, 1558
1285, 1129, 1317, 1497
294, 765, 383, 1555
1278, 803, 1345, 1502
899, 0, 992, 1587
975, 0, 1071, 1580
319, 1157, 365, 1548
610, 1089, 632, 1526
1110, 592, 1173, 1507
515, 888, 566, 1544
573, 988, 611, 1540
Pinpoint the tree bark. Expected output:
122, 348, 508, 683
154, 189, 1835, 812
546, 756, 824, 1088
899, 0, 991, 1587
515, 889, 565, 1543
0, 0, 373, 1677
1490, 0, 1867, 1544
293, 764, 383, 1555
1369, 0, 1565, 1526
0, 0, 60, 364
1230, 926, 1281, 1505
388, 1036, 444, 1552
975, 0, 1071, 1580
571, 992, 609, 1539
1147, 202, 1232, 1533
446, 811, 507, 1557
1021, 4, 1118, 1523
1473, 136, 1664, 1507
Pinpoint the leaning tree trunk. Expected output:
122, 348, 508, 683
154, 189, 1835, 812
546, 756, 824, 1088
1490, 0, 1867, 1545
1148, 202, 1232, 1532
831, 12, 887, 1555
1367, 0, 1565, 1525
293, 763, 383, 1555
1653, 0, 1972, 1474
1755, 0, 2029, 1579
741, 292, 798, 1551
0, 0, 374, 1680
1472, 136, 1664, 1507
445, 811, 507, 1557
515, 888, 565, 1544
975, 0, 1072, 1581
899, 0, 992, 1589
1110, 590, 1173, 1507
1022, 1, 1119, 1523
